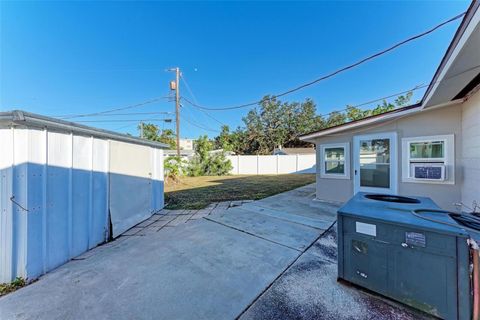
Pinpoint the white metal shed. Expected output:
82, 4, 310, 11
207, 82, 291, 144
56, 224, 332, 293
0, 110, 167, 283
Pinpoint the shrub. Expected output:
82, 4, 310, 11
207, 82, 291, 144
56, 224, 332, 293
186, 135, 232, 176
0, 277, 26, 297
164, 156, 186, 183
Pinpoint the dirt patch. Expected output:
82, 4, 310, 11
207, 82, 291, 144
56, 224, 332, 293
310, 224, 337, 263
241, 226, 434, 320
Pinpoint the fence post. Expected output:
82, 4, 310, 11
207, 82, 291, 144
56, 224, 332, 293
256, 154, 259, 175
296, 154, 299, 173
276, 154, 279, 175
237, 155, 240, 175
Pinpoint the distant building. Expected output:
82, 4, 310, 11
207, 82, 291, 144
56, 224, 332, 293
164, 148, 234, 159
179, 138, 194, 150
164, 149, 195, 157
273, 147, 316, 155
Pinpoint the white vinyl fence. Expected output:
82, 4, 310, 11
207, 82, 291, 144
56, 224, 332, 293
226, 154, 316, 175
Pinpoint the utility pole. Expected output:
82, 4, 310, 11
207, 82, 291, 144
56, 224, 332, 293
175, 67, 180, 157
140, 122, 144, 139
168, 67, 181, 156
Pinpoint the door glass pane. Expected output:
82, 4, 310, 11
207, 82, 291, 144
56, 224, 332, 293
360, 164, 390, 188
359, 138, 390, 188
360, 139, 390, 164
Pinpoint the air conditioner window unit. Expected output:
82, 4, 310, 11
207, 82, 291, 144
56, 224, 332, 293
411, 163, 445, 181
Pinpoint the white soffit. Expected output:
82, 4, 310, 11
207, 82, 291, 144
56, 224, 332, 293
423, 8, 480, 108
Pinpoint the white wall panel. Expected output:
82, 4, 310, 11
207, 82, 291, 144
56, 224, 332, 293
238, 155, 258, 175
151, 148, 164, 212
0, 129, 14, 283
226, 155, 316, 175
227, 156, 239, 174
257, 155, 277, 174
109, 140, 153, 237
277, 155, 297, 174
297, 154, 316, 173
1, 127, 164, 282
461, 91, 480, 207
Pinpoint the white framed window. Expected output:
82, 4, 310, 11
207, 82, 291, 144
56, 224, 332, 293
401, 134, 454, 184
320, 142, 350, 179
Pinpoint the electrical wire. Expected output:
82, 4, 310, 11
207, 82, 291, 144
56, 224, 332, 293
182, 83, 426, 119
179, 11, 466, 111
180, 113, 220, 133
312, 63, 480, 127
411, 209, 480, 232
70, 111, 174, 117
57, 96, 173, 119
76, 118, 172, 123
180, 74, 227, 126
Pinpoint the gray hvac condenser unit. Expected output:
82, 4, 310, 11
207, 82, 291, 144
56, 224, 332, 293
337, 193, 478, 320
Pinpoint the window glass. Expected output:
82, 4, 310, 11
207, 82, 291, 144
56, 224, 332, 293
324, 147, 344, 161
409, 141, 444, 159
323, 146, 346, 175
325, 161, 345, 174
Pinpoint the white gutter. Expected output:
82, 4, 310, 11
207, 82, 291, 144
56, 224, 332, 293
299, 105, 422, 142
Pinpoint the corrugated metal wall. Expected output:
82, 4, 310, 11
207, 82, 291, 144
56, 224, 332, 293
109, 140, 164, 237
0, 127, 164, 283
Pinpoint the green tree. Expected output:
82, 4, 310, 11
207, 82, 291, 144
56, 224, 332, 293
164, 156, 186, 183
138, 123, 176, 149
212, 92, 413, 155
240, 96, 325, 154
187, 135, 232, 176
214, 125, 234, 152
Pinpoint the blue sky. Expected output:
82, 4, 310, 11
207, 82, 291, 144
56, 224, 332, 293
0, 1, 470, 138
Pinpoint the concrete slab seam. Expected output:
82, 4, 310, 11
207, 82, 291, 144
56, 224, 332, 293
203, 217, 302, 253
234, 220, 337, 320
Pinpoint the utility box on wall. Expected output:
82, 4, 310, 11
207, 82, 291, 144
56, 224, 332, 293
0, 111, 167, 283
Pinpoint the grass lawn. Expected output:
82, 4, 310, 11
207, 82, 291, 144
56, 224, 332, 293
165, 174, 316, 210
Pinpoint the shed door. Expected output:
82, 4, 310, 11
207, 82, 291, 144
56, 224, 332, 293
353, 132, 397, 194
109, 140, 153, 237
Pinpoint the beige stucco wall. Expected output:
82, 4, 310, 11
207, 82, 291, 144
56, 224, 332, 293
314, 104, 463, 210
461, 90, 480, 209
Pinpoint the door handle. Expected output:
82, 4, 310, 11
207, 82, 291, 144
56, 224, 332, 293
354, 169, 358, 175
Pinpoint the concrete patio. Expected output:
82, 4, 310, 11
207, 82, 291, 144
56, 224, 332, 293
0, 184, 432, 319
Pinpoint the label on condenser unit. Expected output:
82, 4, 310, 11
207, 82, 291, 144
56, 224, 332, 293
405, 232, 426, 247
355, 222, 376, 237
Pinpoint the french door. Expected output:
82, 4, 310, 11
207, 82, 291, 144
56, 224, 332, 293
353, 132, 397, 194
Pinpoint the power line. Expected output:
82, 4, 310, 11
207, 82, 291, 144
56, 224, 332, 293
180, 11, 466, 111
316, 84, 426, 118
57, 96, 173, 119
316, 63, 480, 118
180, 113, 220, 133
64, 111, 175, 117
76, 118, 172, 123
180, 74, 227, 126
183, 63, 480, 123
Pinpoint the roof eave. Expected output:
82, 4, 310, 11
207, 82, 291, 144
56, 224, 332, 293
299, 104, 422, 142
421, 1, 480, 108
0, 110, 169, 149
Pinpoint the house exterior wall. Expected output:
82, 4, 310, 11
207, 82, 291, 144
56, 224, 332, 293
313, 104, 463, 210
461, 90, 480, 210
